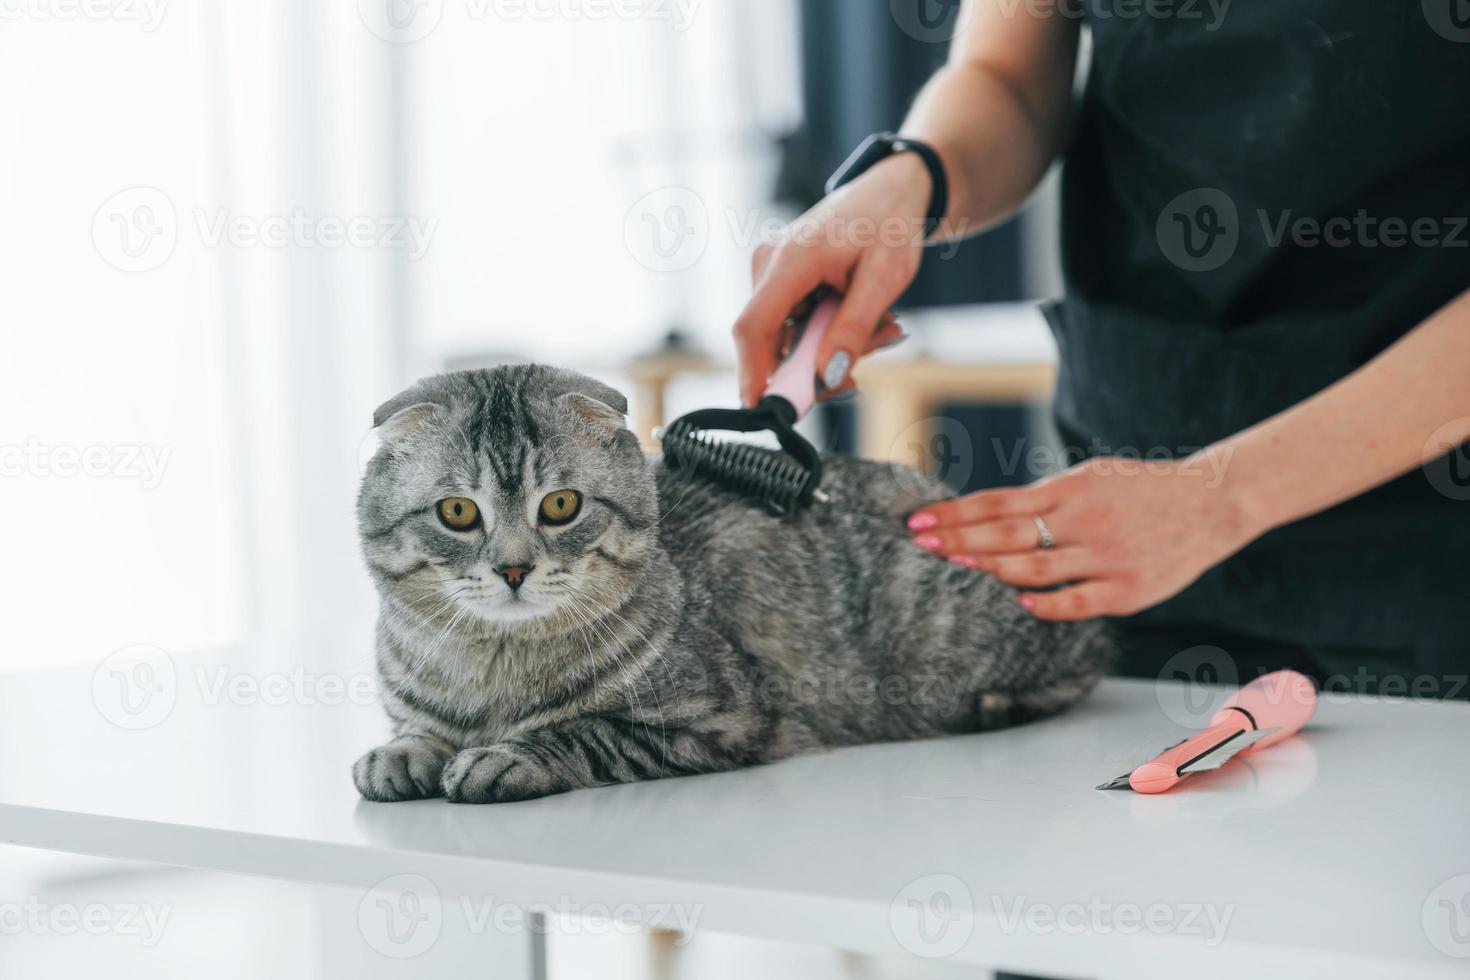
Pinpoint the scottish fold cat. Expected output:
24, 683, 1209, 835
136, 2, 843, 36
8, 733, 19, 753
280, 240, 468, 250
354, 365, 1108, 803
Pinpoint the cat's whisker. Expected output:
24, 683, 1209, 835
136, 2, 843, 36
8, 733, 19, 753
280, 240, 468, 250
558, 583, 674, 772
558, 591, 666, 770
394, 601, 472, 692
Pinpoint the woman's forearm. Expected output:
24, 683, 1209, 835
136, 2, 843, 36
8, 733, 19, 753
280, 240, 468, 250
899, 3, 1080, 239
1203, 288, 1470, 539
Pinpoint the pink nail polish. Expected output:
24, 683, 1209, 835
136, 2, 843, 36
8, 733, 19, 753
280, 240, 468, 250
907, 512, 938, 531
1017, 595, 1037, 611
948, 555, 978, 569
913, 534, 941, 550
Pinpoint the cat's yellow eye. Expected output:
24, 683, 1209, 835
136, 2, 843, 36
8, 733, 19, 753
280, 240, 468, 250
539, 489, 582, 526
436, 497, 481, 531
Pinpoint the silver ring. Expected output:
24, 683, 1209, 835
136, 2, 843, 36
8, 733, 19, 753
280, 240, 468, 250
1033, 515, 1056, 550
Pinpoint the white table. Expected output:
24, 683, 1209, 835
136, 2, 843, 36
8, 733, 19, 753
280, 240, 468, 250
1, 652, 1466, 979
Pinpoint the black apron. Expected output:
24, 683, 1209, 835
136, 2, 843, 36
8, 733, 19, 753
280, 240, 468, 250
1048, 2, 1470, 687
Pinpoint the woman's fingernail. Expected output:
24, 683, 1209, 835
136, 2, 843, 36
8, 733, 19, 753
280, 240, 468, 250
876, 332, 910, 352
913, 534, 941, 550
1018, 595, 1037, 611
949, 555, 978, 569
907, 512, 938, 531
822, 350, 851, 391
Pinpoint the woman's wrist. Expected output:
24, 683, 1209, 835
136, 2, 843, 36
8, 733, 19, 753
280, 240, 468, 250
860, 152, 934, 229
1188, 437, 1288, 551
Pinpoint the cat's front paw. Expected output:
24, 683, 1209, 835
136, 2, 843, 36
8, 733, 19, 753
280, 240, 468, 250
442, 743, 559, 804
353, 737, 452, 802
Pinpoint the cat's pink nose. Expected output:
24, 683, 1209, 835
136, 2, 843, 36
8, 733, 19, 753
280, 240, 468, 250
496, 564, 533, 590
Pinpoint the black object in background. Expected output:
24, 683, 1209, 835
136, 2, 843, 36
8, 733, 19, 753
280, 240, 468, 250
776, 0, 1025, 308
822, 401, 1054, 494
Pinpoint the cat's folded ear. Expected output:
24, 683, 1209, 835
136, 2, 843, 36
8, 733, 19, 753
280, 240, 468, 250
373, 393, 444, 444
545, 369, 629, 436
556, 392, 626, 435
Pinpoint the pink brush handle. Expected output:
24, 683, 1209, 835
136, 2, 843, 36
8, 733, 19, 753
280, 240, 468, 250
763, 298, 841, 419
1211, 669, 1317, 751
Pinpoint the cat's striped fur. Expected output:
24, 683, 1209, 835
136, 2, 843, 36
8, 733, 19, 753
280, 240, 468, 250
354, 366, 1109, 803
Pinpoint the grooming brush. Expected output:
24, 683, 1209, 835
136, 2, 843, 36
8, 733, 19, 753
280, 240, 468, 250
1097, 670, 1317, 794
658, 297, 841, 515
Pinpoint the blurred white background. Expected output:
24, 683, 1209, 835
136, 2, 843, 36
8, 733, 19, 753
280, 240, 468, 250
0, 3, 1053, 977
0, 0, 806, 675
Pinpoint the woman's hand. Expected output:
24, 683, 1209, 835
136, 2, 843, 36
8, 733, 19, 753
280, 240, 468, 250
906, 454, 1262, 621
731, 153, 932, 407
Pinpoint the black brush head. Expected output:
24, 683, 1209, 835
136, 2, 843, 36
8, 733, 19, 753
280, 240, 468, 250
660, 399, 824, 515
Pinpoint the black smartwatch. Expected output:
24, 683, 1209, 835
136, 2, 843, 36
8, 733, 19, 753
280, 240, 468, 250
825, 133, 950, 240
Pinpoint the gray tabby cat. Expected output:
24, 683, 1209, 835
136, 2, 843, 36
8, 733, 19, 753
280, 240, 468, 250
354, 365, 1109, 804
